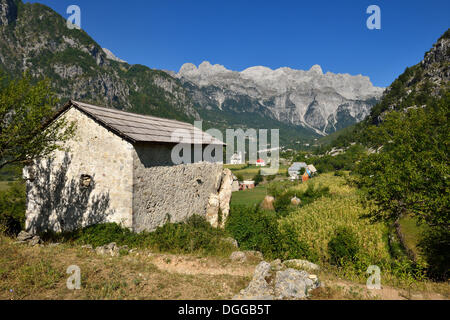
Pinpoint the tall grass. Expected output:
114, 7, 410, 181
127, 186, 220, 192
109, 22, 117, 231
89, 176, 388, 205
276, 173, 425, 283
41, 215, 236, 257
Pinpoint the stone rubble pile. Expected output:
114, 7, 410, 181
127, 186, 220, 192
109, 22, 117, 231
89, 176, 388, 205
230, 250, 264, 263
95, 242, 129, 257
15, 231, 42, 246
233, 259, 321, 300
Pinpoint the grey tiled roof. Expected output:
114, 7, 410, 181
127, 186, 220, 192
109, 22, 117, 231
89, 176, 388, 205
288, 162, 307, 171
68, 101, 224, 145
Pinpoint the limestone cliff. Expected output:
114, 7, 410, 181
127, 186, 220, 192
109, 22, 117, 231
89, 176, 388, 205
176, 61, 384, 135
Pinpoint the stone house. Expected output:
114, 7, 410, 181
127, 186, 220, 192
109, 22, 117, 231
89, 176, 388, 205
24, 101, 230, 234
239, 180, 255, 190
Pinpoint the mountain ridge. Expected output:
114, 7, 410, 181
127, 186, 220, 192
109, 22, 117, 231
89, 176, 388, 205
175, 61, 384, 135
320, 28, 449, 148
1, 0, 384, 146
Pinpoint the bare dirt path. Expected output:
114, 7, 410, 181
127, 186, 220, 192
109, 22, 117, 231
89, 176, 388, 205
148, 253, 257, 277
312, 278, 448, 300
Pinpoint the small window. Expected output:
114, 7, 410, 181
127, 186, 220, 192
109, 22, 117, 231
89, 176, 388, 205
80, 174, 93, 189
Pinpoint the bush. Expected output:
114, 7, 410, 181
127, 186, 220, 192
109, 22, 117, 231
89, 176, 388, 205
334, 171, 345, 177
272, 183, 330, 217
41, 222, 140, 247
279, 225, 315, 261
253, 170, 263, 185
151, 215, 232, 255
226, 205, 280, 257
328, 227, 360, 266
266, 180, 296, 198
41, 215, 234, 257
0, 181, 26, 236
74, 223, 137, 247
419, 227, 450, 281
226, 205, 314, 261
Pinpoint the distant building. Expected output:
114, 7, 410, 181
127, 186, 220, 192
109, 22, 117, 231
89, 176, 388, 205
240, 180, 255, 190
229, 152, 243, 165
306, 164, 317, 175
288, 162, 307, 177
302, 172, 310, 182
256, 159, 266, 167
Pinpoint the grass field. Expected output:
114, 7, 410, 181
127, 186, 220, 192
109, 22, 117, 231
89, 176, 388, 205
230, 185, 267, 206
0, 181, 12, 192
279, 173, 391, 272
0, 236, 253, 300
398, 216, 426, 261
1, 171, 448, 299
224, 164, 288, 180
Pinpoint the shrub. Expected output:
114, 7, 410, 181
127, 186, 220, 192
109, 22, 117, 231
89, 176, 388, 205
41, 222, 139, 247
272, 183, 330, 217
151, 215, 232, 255
328, 227, 360, 266
253, 170, 263, 185
74, 223, 137, 247
266, 180, 296, 198
226, 205, 280, 257
419, 227, 450, 281
334, 171, 345, 177
41, 215, 234, 257
226, 205, 314, 261
0, 181, 26, 236
278, 225, 315, 261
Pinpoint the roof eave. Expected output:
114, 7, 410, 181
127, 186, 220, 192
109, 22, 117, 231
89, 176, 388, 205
70, 100, 137, 144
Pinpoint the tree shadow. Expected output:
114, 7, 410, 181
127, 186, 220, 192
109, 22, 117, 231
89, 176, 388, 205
26, 153, 114, 234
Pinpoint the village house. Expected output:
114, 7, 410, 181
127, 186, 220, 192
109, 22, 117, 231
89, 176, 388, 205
255, 158, 266, 167
239, 180, 255, 190
288, 162, 307, 178
229, 152, 243, 165
306, 164, 317, 176
23, 101, 231, 234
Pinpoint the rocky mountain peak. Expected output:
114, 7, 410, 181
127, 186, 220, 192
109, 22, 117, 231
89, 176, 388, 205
102, 48, 127, 64
309, 64, 323, 75
421, 29, 450, 86
176, 61, 384, 135
0, 0, 17, 26
0, 0, 200, 122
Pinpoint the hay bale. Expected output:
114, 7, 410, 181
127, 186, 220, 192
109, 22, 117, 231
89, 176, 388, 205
261, 195, 275, 210
291, 196, 301, 206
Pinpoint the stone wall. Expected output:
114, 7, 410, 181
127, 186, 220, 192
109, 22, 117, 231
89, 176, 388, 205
131, 143, 223, 232
24, 107, 134, 234
24, 107, 227, 234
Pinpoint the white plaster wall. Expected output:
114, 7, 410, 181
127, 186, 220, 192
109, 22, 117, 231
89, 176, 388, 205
25, 107, 134, 234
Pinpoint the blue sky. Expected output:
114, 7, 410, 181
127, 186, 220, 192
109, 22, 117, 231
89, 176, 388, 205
26, 0, 449, 87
